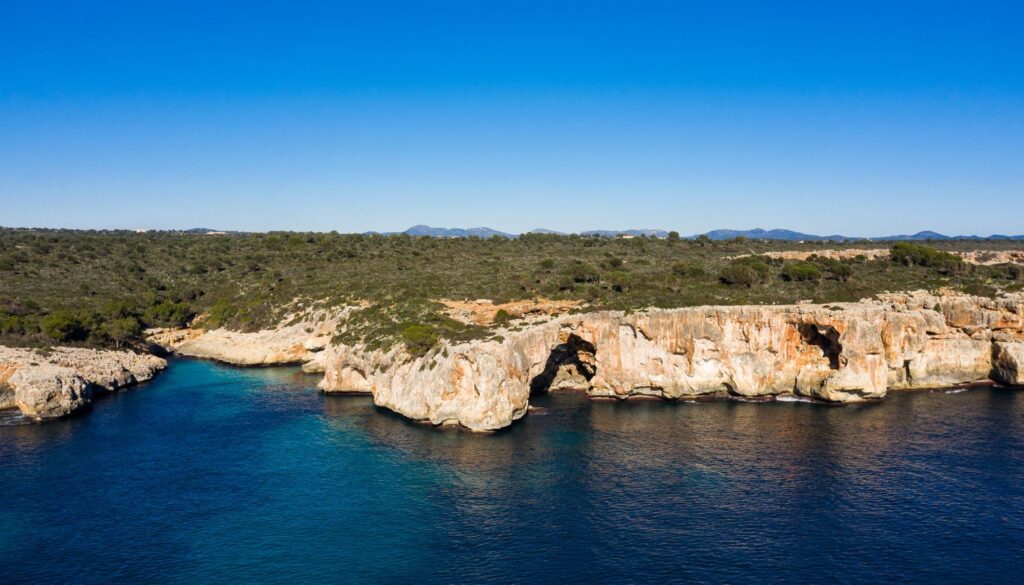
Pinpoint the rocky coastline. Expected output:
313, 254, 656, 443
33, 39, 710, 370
5, 291, 1020, 428
0, 347, 167, 420
145, 305, 347, 373
137, 290, 1024, 431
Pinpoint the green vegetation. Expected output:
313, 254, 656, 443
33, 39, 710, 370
39, 310, 86, 342
493, 309, 513, 326
889, 242, 965, 274
401, 325, 440, 357
781, 261, 822, 282
0, 228, 1020, 351
719, 255, 772, 286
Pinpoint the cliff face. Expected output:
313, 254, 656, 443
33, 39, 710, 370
147, 306, 350, 371
0, 347, 167, 420
319, 292, 1024, 431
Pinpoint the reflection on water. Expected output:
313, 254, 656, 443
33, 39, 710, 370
0, 409, 26, 427
1, 359, 1022, 584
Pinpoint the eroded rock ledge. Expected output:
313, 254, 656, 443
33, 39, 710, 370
0, 347, 167, 420
319, 291, 1024, 431
147, 306, 348, 372
144, 291, 1024, 432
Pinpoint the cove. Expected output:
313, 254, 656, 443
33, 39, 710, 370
1, 358, 1022, 584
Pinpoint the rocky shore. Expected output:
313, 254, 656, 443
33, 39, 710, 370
0, 347, 167, 420
146, 306, 347, 373
145, 290, 1024, 432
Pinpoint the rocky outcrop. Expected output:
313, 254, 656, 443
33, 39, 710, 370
439, 298, 582, 325
8, 365, 92, 419
0, 347, 167, 420
320, 292, 1024, 431
0, 369, 18, 410
956, 250, 1024, 266
757, 249, 1024, 265
139, 291, 1024, 431
148, 306, 350, 370
761, 249, 891, 262
993, 341, 1024, 385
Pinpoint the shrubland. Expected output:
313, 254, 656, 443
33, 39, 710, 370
1, 228, 1021, 352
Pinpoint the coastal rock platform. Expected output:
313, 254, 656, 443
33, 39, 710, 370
318, 291, 1024, 430
0, 347, 167, 419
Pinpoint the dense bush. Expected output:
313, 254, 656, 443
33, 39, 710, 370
719, 265, 761, 287
493, 309, 512, 325
672, 262, 705, 277
103, 317, 144, 347
825, 262, 853, 281
1, 314, 28, 335
890, 243, 965, 274
40, 310, 86, 342
401, 324, 439, 356
568, 261, 601, 283
781, 262, 822, 282
720, 256, 771, 286
145, 300, 195, 328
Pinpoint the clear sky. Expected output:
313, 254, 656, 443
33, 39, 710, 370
2, 1, 1022, 236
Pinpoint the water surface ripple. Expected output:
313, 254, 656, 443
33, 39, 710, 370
1, 359, 1022, 584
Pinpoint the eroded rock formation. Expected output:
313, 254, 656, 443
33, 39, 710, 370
147, 305, 351, 372
438, 298, 583, 325
0, 347, 167, 420
319, 291, 1024, 431
756, 249, 1024, 265
141, 291, 1024, 431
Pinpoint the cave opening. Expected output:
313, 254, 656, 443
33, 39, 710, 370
529, 334, 597, 396
798, 323, 843, 370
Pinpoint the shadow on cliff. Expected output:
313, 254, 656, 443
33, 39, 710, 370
799, 323, 843, 369
529, 334, 597, 396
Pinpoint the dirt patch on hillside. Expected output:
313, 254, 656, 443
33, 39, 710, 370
439, 298, 583, 326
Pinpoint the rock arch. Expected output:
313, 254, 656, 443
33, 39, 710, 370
529, 333, 597, 395
798, 323, 844, 369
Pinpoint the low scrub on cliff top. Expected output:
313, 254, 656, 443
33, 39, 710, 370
890, 242, 967, 274
0, 229, 1018, 349
780, 262, 823, 282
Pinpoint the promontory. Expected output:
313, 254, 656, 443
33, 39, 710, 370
2, 228, 1023, 429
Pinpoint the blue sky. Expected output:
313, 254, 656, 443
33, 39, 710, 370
2, 1, 1022, 235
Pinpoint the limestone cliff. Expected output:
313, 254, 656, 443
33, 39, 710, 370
143, 291, 1024, 432
147, 305, 351, 371
319, 292, 1024, 431
0, 347, 167, 420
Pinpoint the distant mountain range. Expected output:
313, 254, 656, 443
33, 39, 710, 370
698, 229, 1024, 242
403, 225, 517, 239
180, 227, 248, 235
362, 225, 516, 238
357, 225, 1024, 241
702, 228, 852, 241
578, 229, 671, 238
179, 225, 1024, 241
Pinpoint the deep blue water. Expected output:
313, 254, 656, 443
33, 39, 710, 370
1, 359, 1023, 584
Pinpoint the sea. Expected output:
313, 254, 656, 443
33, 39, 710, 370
2, 358, 1022, 584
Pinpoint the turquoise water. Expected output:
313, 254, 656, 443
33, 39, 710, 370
1, 358, 1023, 584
